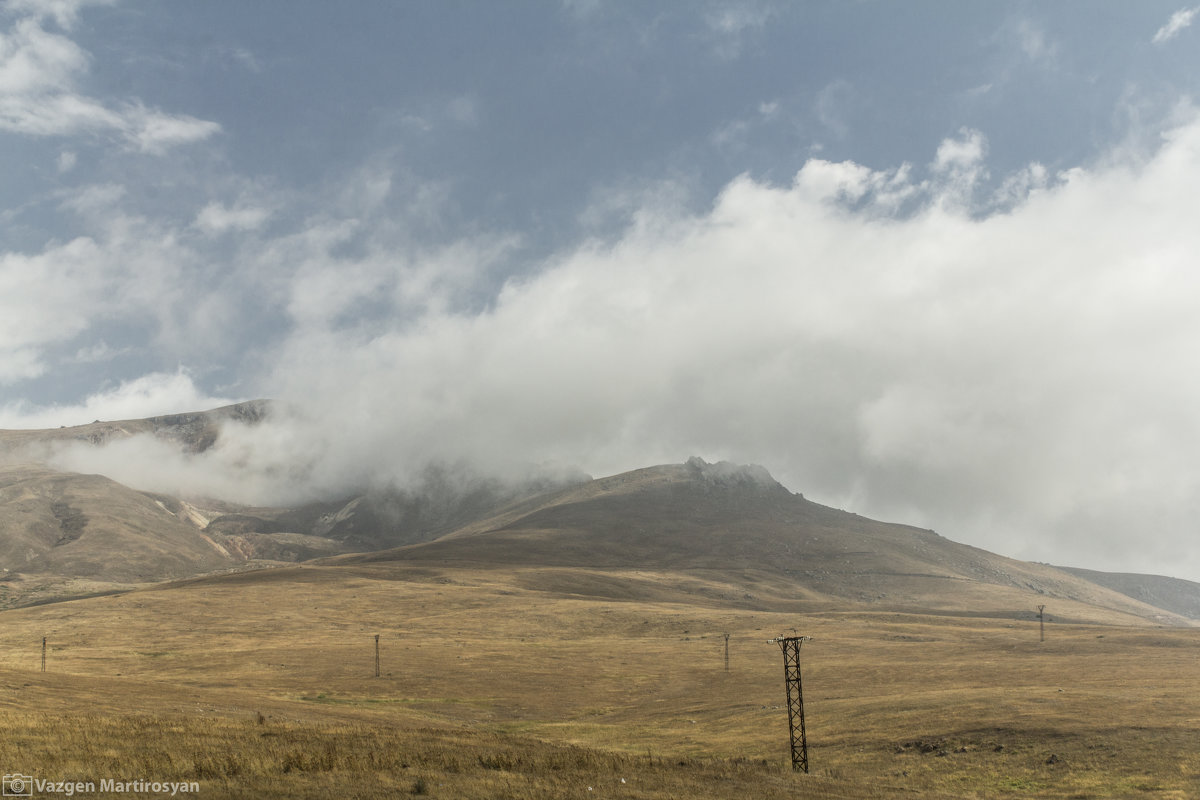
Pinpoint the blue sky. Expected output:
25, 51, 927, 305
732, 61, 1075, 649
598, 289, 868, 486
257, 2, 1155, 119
4, 1, 1200, 580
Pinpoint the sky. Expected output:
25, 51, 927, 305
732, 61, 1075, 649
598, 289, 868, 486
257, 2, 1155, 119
3, 1, 1200, 581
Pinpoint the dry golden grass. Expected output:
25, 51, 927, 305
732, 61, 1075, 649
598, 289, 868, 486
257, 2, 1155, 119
1, 562, 1198, 798
2, 710, 859, 800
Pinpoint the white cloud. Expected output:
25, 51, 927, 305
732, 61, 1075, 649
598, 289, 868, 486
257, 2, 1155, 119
3, 372, 263, 504
383, 94, 482, 141
815, 79, 854, 138
194, 201, 271, 234
978, 16, 1059, 98
69, 340, 126, 363
793, 157, 916, 211
705, 1, 771, 35
2, 0, 114, 30
0, 15, 88, 98
181, 113, 1195, 580
121, 103, 221, 154
206, 43, 260, 73
1153, 6, 1199, 44
703, 1, 774, 59
577, 175, 695, 235
933, 127, 987, 172
930, 127, 989, 209
0, 234, 110, 382
0, 9, 219, 148
0, 346, 45, 383
57, 180, 124, 213
710, 117, 750, 149
1014, 18, 1056, 65
1, 90, 122, 135
711, 99, 782, 151
0, 370, 234, 429
989, 161, 1048, 210
0, 184, 257, 387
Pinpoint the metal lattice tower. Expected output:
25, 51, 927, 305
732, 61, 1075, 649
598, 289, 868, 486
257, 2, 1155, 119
772, 634, 811, 773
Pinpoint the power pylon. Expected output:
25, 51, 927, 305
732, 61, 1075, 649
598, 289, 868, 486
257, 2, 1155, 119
771, 634, 812, 773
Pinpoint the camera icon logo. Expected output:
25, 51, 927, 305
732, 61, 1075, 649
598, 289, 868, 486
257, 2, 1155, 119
1, 774, 33, 797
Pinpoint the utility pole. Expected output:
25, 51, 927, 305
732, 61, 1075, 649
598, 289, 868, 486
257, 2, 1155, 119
1037, 605, 1046, 643
374, 634, 381, 677
771, 634, 812, 773
41, 636, 46, 673
724, 632, 730, 673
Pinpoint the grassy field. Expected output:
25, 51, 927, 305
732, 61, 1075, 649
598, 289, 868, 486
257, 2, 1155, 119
1, 562, 1198, 798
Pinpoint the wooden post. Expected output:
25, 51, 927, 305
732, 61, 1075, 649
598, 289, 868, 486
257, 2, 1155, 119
374, 634, 381, 677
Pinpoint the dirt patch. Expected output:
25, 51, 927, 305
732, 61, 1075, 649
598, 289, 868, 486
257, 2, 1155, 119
49, 500, 87, 546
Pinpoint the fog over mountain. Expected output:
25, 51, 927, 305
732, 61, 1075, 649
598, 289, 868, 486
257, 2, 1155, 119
3, 2, 1200, 581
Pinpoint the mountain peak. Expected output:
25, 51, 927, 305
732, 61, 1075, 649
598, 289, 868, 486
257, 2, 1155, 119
683, 456, 787, 493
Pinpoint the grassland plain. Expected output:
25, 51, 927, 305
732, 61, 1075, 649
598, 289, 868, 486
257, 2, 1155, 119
0, 563, 1198, 798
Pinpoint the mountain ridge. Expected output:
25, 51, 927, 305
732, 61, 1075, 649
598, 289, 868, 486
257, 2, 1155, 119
340, 458, 1196, 626
1, 404, 1197, 625
1056, 565, 1200, 621
0, 399, 272, 454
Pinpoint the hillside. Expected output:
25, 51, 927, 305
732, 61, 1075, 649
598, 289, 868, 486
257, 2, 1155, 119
6, 410, 1200, 796
5, 558, 1200, 799
0, 462, 585, 605
0, 464, 234, 584
3, 403, 1199, 626
1057, 566, 1200, 621
0, 405, 588, 602
4, 537, 1200, 799
345, 458, 1195, 626
0, 399, 271, 454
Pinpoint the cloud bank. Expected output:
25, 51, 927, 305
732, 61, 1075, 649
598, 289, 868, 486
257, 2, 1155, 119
12, 115, 1199, 581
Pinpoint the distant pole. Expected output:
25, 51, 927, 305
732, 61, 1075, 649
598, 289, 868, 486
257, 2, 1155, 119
374, 634, 381, 677
41, 637, 46, 672
1037, 605, 1046, 643
724, 633, 730, 672
771, 634, 812, 773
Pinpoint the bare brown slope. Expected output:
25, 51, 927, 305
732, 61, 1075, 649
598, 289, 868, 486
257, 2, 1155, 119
2, 401, 588, 568
0, 465, 234, 583
344, 459, 1191, 625
1057, 566, 1200, 621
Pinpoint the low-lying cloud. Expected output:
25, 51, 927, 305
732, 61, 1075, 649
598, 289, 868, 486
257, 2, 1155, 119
9, 117, 1200, 581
